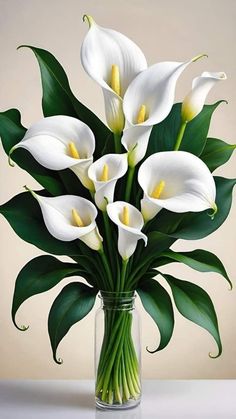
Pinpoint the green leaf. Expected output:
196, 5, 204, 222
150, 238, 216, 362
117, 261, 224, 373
200, 138, 236, 172
162, 273, 222, 358
137, 278, 174, 352
0, 109, 65, 196
12, 255, 94, 330
149, 177, 236, 239
158, 249, 232, 289
0, 191, 78, 256
0, 109, 25, 152
48, 282, 97, 363
147, 101, 225, 157
20, 45, 111, 158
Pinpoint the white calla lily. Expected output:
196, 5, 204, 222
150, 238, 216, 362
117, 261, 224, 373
122, 56, 205, 166
10, 115, 95, 190
81, 15, 147, 134
182, 71, 227, 122
138, 151, 217, 222
88, 153, 128, 211
107, 201, 147, 260
26, 188, 103, 250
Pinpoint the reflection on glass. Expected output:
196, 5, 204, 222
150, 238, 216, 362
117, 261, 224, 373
96, 404, 141, 419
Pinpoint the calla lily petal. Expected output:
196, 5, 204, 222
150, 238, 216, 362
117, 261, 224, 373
123, 60, 193, 127
81, 15, 147, 132
182, 71, 227, 122
11, 115, 95, 190
30, 191, 103, 250
122, 59, 194, 165
140, 194, 162, 221
107, 201, 147, 260
102, 89, 125, 134
138, 151, 216, 222
88, 153, 128, 211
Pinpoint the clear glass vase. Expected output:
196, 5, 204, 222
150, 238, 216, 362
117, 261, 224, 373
95, 291, 141, 410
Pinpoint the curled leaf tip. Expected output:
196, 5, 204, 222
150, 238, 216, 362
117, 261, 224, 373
8, 146, 16, 167
13, 319, 29, 331
17, 44, 29, 51
55, 356, 63, 365
82, 14, 95, 28
146, 345, 157, 354
216, 99, 228, 107
228, 282, 233, 291
191, 53, 208, 62
208, 350, 221, 359
20, 324, 29, 331
8, 155, 15, 167
207, 203, 218, 220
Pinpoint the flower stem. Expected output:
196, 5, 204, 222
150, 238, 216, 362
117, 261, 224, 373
125, 166, 135, 202
174, 120, 188, 151
96, 310, 141, 405
114, 132, 122, 154
99, 248, 113, 290
102, 211, 121, 287
120, 259, 129, 291
101, 312, 127, 401
102, 211, 113, 261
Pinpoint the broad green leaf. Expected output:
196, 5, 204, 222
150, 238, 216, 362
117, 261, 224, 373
157, 249, 232, 289
149, 177, 236, 240
200, 137, 236, 172
0, 109, 25, 152
20, 46, 111, 158
12, 255, 95, 330
162, 273, 222, 357
138, 278, 174, 352
48, 282, 97, 363
0, 109, 65, 196
147, 101, 225, 157
0, 191, 78, 256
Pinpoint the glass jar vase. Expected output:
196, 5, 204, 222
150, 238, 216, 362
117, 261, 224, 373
95, 291, 141, 410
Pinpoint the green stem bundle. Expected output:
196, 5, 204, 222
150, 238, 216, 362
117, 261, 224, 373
99, 249, 113, 290
95, 309, 140, 406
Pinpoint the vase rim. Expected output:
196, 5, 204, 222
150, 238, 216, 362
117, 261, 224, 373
99, 290, 136, 306
99, 290, 136, 297
99, 290, 136, 294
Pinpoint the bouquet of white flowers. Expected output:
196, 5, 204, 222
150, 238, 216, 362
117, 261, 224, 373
0, 15, 235, 410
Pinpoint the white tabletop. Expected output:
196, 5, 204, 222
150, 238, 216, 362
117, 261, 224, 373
0, 379, 235, 418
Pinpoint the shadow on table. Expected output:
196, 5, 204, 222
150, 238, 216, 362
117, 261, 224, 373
0, 380, 192, 415
94, 381, 191, 419
0, 381, 94, 410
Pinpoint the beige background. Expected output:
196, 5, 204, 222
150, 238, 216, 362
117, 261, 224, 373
0, 0, 235, 379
